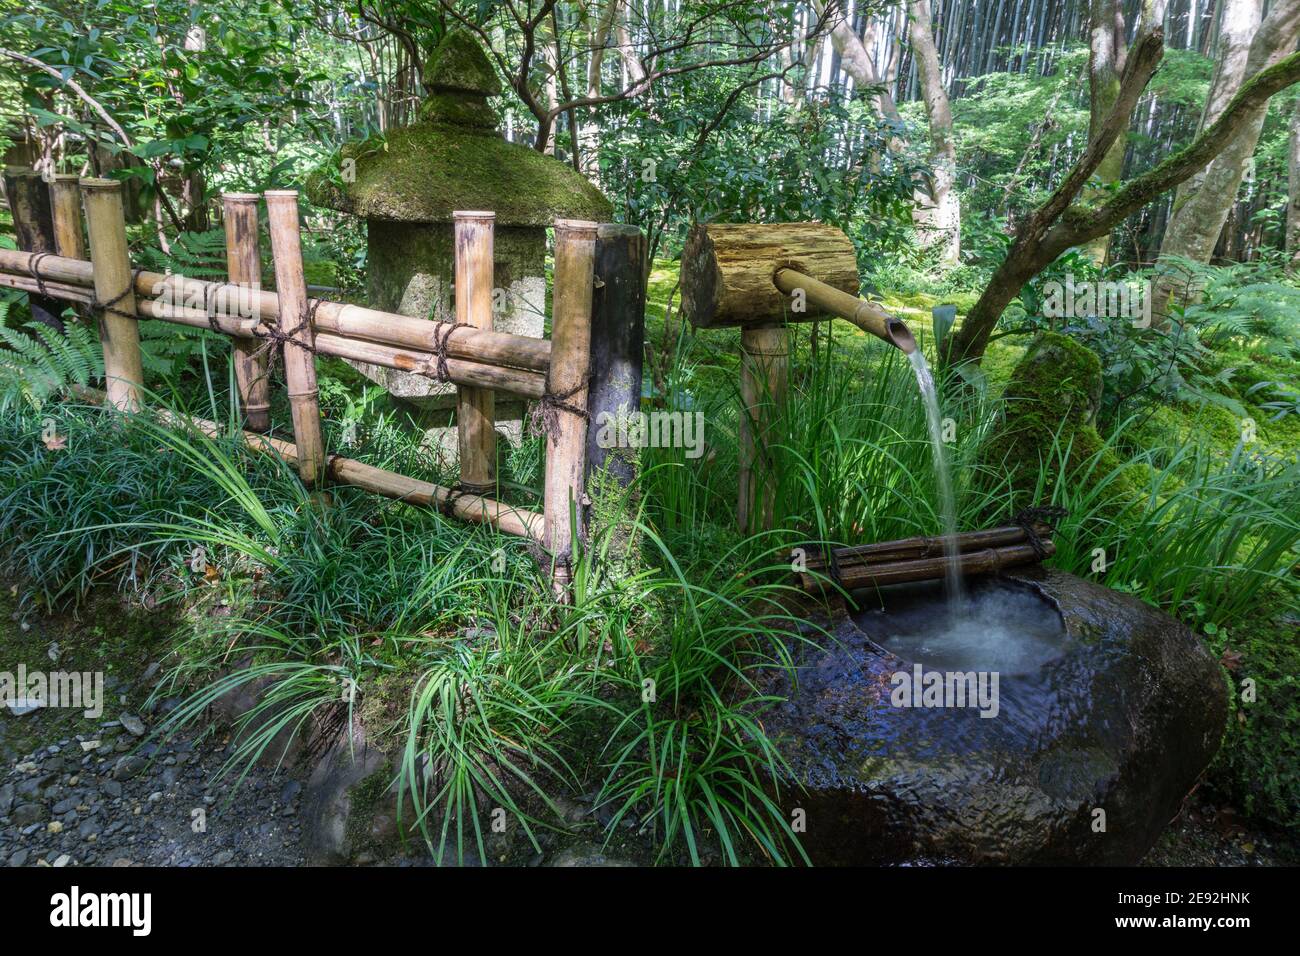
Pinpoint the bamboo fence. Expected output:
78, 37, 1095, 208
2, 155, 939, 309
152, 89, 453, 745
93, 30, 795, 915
0, 180, 595, 590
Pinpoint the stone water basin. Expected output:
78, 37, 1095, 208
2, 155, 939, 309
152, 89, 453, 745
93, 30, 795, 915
761, 569, 1227, 865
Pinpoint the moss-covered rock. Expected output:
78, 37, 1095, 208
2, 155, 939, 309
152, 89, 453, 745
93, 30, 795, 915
980, 332, 1147, 510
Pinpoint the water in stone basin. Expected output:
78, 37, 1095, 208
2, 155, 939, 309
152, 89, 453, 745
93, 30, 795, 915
856, 580, 1071, 676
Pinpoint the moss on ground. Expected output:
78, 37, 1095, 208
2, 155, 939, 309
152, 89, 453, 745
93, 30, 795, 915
0, 587, 176, 760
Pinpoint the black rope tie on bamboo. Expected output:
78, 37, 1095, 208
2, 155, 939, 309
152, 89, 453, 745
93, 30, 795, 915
440, 484, 473, 518
431, 321, 470, 382
528, 373, 593, 439
27, 253, 53, 297
254, 297, 322, 367
90, 267, 145, 322
202, 283, 221, 334
1014, 505, 1068, 560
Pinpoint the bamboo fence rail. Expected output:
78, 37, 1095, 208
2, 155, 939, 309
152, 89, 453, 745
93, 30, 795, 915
0, 181, 591, 587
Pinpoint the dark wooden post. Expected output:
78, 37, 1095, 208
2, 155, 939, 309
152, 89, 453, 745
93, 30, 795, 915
3, 166, 62, 330
585, 224, 647, 489
222, 193, 271, 432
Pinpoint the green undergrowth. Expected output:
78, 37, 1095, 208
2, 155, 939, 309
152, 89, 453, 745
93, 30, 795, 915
1, 254, 1297, 856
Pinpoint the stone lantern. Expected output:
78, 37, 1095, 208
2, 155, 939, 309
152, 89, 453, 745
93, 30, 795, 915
308, 30, 611, 453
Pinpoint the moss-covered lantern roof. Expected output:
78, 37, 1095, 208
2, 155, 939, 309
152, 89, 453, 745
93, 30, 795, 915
307, 30, 611, 228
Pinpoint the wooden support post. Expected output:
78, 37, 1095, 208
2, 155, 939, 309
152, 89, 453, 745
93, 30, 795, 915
453, 211, 496, 495
263, 190, 325, 487
81, 178, 144, 411
585, 223, 647, 489
3, 166, 62, 330
737, 324, 789, 535
49, 174, 87, 260
222, 193, 271, 432
49, 174, 88, 325
544, 219, 598, 594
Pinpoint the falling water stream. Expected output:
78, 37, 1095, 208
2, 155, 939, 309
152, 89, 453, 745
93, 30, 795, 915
907, 351, 964, 612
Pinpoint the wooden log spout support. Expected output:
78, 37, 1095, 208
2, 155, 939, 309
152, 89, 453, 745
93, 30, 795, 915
453, 211, 496, 496
680, 222, 919, 532
81, 178, 144, 411
222, 194, 272, 432
264, 190, 325, 487
738, 325, 789, 535
545, 219, 598, 595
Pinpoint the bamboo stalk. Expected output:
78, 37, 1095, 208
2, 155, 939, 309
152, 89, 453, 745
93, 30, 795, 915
738, 324, 789, 534
773, 267, 916, 353
0, 272, 95, 304
80, 178, 144, 411
65, 385, 543, 539
222, 193, 271, 432
263, 190, 324, 487
799, 541, 1055, 592
0, 249, 547, 371
544, 218, 598, 594
454, 211, 496, 495
804, 525, 1048, 570
73, 293, 549, 398
0, 250, 552, 389
49, 174, 87, 261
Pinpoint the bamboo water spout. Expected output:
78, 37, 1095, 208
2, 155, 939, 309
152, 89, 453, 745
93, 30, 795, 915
772, 267, 916, 353
680, 221, 919, 533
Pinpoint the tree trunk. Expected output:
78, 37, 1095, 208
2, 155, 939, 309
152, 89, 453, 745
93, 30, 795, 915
908, 0, 961, 264
1082, 0, 1128, 265
1154, 0, 1299, 316
1287, 93, 1300, 269
946, 26, 1300, 367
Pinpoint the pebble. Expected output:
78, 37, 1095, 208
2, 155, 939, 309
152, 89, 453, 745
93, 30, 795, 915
119, 714, 146, 737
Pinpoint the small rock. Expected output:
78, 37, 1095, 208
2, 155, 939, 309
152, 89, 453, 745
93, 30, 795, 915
8, 848, 29, 867
112, 755, 148, 781
212, 850, 234, 866
101, 780, 122, 799
12, 803, 46, 827
52, 854, 70, 867
47, 821, 64, 834
119, 714, 146, 737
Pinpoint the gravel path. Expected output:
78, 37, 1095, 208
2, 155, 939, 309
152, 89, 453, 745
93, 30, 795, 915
0, 708, 308, 868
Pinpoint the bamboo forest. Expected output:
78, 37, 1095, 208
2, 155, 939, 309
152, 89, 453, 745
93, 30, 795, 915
0, 0, 1296, 919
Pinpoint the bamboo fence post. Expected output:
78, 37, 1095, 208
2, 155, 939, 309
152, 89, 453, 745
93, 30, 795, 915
453, 211, 496, 495
81, 178, 144, 411
3, 166, 62, 330
585, 223, 647, 490
737, 324, 789, 535
49, 174, 88, 325
222, 193, 271, 432
49, 174, 87, 261
263, 190, 325, 487
544, 219, 598, 593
